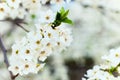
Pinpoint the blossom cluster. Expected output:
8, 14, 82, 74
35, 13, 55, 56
0, 0, 73, 79
0, 0, 35, 20
0, 0, 73, 76
82, 47, 120, 80
8, 23, 72, 75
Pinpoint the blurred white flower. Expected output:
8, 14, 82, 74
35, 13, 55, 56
0, 3, 10, 20
40, 0, 49, 4
6, 0, 21, 8
50, 0, 65, 5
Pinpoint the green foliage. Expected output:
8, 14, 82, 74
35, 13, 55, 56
51, 7, 73, 28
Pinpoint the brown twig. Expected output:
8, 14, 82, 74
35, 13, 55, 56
16, 23, 29, 32
0, 36, 18, 80
0, 18, 29, 32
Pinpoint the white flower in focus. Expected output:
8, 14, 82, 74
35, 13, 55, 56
84, 65, 115, 80
39, 10, 55, 24
36, 24, 72, 53
57, 25, 73, 47
11, 37, 29, 56
38, 47, 52, 61
85, 65, 100, 78
102, 48, 120, 67
19, 45, 38, 61
19, 61, 43, 75
8, 56, 23, 75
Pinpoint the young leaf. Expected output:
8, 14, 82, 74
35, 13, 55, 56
62, 17, 73, 24
61, 10, 69, 20
60, 7, 65, 15
56, 12, 61, 20
51, 7, 73, 28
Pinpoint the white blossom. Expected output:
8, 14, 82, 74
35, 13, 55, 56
39, 9, 55, 24
0, 3, 10, 20
8, 23, 72, 75
83, 47, 120, 80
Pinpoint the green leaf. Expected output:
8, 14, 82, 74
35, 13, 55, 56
55, 20, 61, 26
56, 12, 61, 20
61, 10, 69, 20
62, 17, 73, 24
60, 7, 65, 14
60, 7, 69, 19
52, 7, 73, 28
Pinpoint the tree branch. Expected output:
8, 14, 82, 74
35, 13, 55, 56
16, 23, 29, 32
0, 36, 18, 80
0, 18, 29, 32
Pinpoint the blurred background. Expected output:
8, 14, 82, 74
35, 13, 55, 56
1, 0, 120, 80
